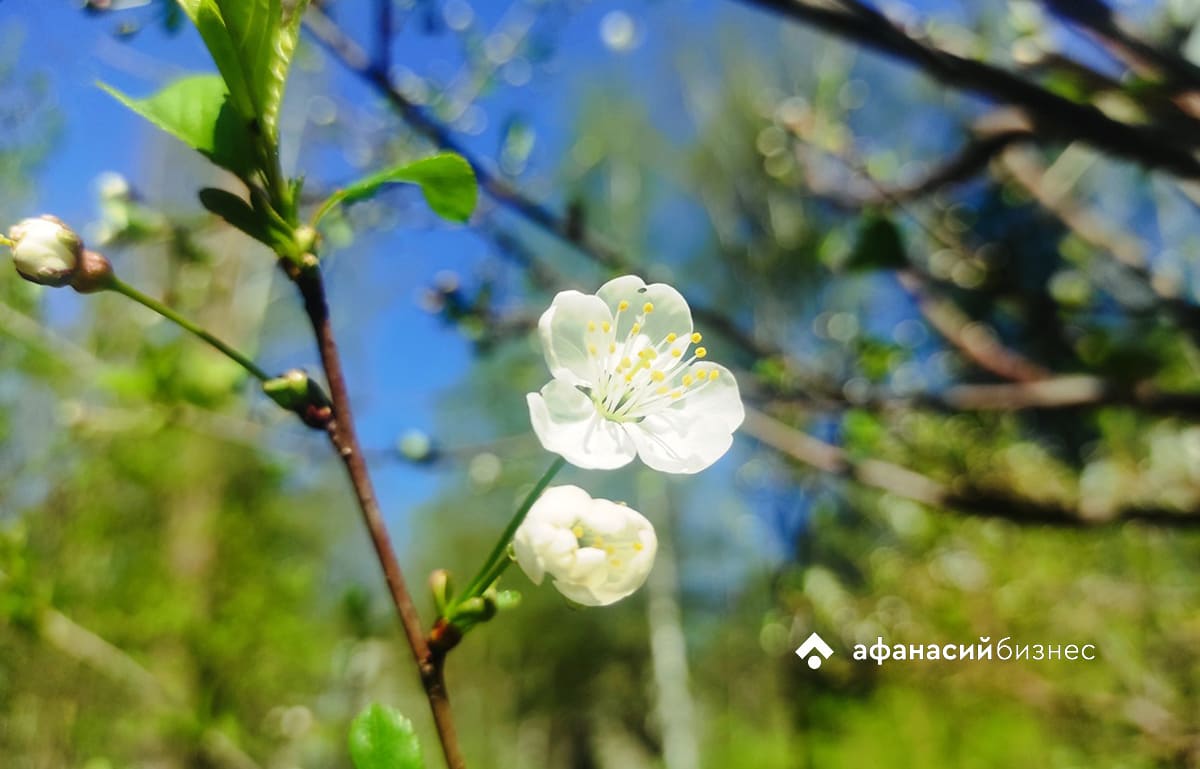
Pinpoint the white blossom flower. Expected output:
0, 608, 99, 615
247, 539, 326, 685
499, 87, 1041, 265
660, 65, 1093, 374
512, 484, 657, 606
527, 275, 744, 473
8, 215, 83, 287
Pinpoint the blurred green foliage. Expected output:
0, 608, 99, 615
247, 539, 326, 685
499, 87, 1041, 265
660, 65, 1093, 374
3, 2, 1200, 769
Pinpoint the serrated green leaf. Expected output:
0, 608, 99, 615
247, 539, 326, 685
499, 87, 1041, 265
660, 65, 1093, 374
100, 75, 255, 178
348, 704, 424, 769
314, 153, 479, 225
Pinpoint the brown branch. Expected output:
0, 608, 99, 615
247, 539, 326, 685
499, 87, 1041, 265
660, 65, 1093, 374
997, 143, 1200, 344
855, 130, 1035, 204
767, 373, 1200, 418
291, 264, 465, 769
895, 269, 1053, 382
1037, 0, 1200, 97
742, 406, 1200, 527
737, 0, 1200, 179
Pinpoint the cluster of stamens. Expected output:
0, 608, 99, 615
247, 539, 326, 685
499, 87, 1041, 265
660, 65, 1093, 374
571, 521, 645, 569
584, 299, 720, 422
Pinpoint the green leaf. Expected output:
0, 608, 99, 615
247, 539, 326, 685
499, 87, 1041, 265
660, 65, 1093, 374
314, 153, 479, 225
175, 0, 310, 141
845, 213, 908, 272
100, 75, 255, 178
348, 704, 424, 769
199, 188, 273, 246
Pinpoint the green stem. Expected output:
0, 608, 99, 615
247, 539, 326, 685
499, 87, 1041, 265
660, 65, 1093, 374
109, 277, 271, 382
456, 455, 566, 605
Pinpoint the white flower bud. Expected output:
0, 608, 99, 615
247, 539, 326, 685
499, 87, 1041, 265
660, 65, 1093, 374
8, 215, 83, 287
512, 485, 657, 607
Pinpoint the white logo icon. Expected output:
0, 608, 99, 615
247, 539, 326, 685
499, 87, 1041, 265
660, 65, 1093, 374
795, 632, 835, 669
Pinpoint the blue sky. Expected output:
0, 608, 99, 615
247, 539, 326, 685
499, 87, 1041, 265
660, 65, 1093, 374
0, 1, 759, 553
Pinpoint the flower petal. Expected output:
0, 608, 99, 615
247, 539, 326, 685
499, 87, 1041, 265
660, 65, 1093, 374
527, 484, 593, 527
628, 410, 735, 474
538, 290, 612, 387
678, 363, 745, 431
527, 381, 637, 470
596, 275, 693, 343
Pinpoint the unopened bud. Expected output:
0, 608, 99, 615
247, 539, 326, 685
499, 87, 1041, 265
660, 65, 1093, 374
429, 569, 452, 615
263, 369, 311, 410
8, 216, 83, 287
262, 369, 332, 428
294, 224, 319, 255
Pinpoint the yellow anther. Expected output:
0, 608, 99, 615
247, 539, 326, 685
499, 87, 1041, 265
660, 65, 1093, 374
625, 373, 634, 382
651, 370, 665, 383
666, 333, 677, 343
605, 545, 615, 555
620, 357, 632, 369
656, 386, 669, 395
633, 542, 644, 551
643, 302, 654, 313
695, 369, 709, 381
608, 342, 616, 353
709, 369, 720, 380
671, 349, 683, 358
639, 349, 652, 359
670, 390, 682, 399
682, 374, 693, 386
630, 322, 641, 334
572, 525, 584, 539
587, 321, 597, 332
610, 559, 622, 567
691, 332, 702, 343
618, 300, 630, 311
695, 347, 708, 358
588, 344, 597, 355
602, 321, 611, 333
593, 536, 604, 547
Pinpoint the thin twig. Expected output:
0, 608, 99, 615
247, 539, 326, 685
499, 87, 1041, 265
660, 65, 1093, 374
741, 405, 1200, 527
291, 265, 465, 769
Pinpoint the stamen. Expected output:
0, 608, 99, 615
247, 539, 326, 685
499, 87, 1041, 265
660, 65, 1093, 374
633, 542, 644, 551
572, 525, 584, 539
587, 321, 597, 332
666, 333, 677, 343
695, 347, 708, 358
651, 371, 665, 382
671, 349, 682, 358
617, 300, 630, 312
643, 302, 654, 313
682, 374, 693, 386
630, 322, 640, 334
602, 321, 611, 333
588, 344, 597, 355
691, 332, 702, 343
